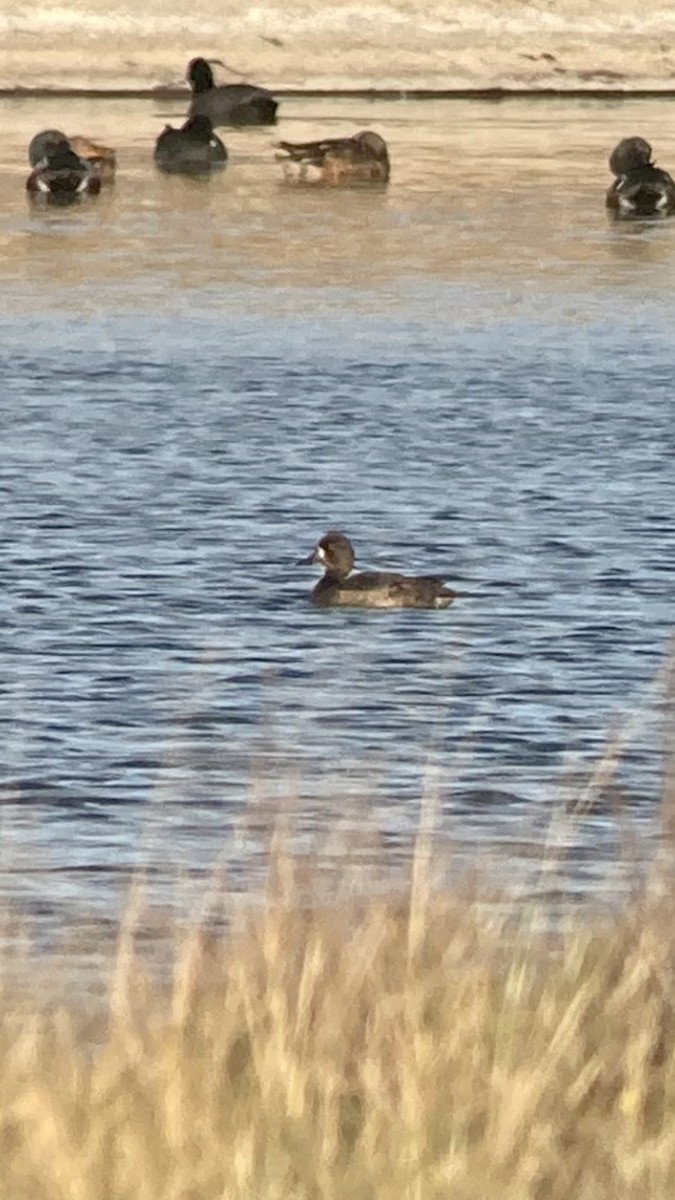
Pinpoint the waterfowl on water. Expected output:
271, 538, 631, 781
186, 57, 278, 127
153, 115, 228, 175
297, 531, 455, 609
29, 129, 116, 183
275, 130, 390, 186
26, 138, 101, 203
606, 136, 675, 218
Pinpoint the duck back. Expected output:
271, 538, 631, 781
608, 162, 675, 217
26, 141, 99, 201
313, 570, 455, 609
154, 118, 227, 175
189, 84, 277, 127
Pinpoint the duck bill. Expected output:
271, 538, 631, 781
295, 549, 318, 566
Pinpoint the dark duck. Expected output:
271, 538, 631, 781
154, 115, 227, 175
26, 137, 101, 203
186, 56, 278, 127
297, 531, 456, 609
29, 129, 116, 183
606, 136, 675, 218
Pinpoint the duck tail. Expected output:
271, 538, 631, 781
434, 584, 457, 609
253, 96, 278, 124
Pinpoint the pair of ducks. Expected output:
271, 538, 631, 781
24, 121, 227, 197
154, 56, 269, 175
154, 122, 390, 181
606, 136, 675, 217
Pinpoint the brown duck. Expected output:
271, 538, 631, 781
275, 131, 390, 186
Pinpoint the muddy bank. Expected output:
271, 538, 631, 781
2, 1, 675, 94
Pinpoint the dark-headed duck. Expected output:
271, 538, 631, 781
297, 531, 455, 609
186, 57, 277, 127
26, 138, 101, 203
154, 115, 227, 175
606, 136, 675, 218
29, 129, 116, 183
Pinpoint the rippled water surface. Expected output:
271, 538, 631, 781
1, 95, 675, 949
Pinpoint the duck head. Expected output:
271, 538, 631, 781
609, 137, 653, 176
28, 128, 68, 166
181, 114, 216, 141
297, 531, 355, 578
186, 57, 226, 92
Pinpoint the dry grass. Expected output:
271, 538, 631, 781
0, 833, 673, 1200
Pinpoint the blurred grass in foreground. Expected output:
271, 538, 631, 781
1, 829, 675, 1200
3, 648, 675, 1200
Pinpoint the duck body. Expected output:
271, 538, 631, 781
154, 115, 227, 175
606, 136, 675, 217
276, 130, 390, 186
186, 57, 278, 127
29, 129, 116, 183
298, 531, 455, 610
26, 139, 101, 203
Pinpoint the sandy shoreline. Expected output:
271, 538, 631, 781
3, 1, 675, 94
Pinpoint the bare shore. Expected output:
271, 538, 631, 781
3, 1, 675, 94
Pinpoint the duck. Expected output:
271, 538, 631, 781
606, 136, 675, 217
275, 130, 390, 186
28, 129, 116, 183
297, 531, 456, 609
26, 138, 101, 203
154, 115, 227, 175
186, 57, 278, 127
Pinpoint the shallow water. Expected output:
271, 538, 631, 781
1, 94, 675, 955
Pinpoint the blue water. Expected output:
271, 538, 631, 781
1, 95, 674, 949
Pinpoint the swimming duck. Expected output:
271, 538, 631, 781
26, 138, 101, 203
154, 115, 227, 175
606, 136, 675, 217
297, 531, 455, 609
29, 129, 116, 183
275, 130, 390, 186
186, 57, 278, 127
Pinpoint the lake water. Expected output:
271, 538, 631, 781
1, 94, 675, 960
